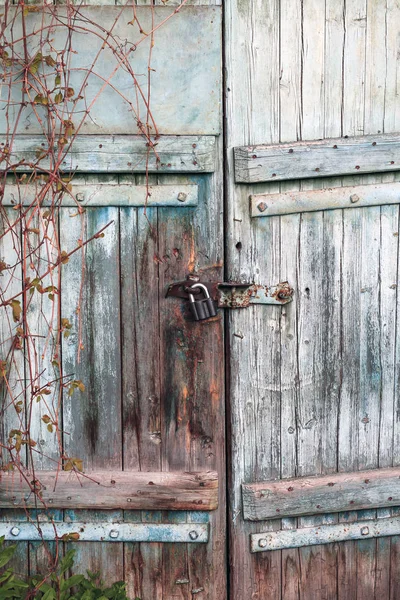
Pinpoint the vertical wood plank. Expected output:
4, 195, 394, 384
0, 208, 28, 577
157, 163, 225, 597
60, 196, 123, 582
23, 206, 62, 575
119, 172, 163, 600
383, 1, 400, 133
224, 0, 280, 597
365, 0, 387, 135
343, 0, 367, 137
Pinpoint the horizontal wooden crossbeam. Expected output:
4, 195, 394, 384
251, 182, 400, 217
2, 183, 198, 208
250, 516, 400, 553
242, 467, 400, 520
3, 135, 216, 173
234, 133, 400, 183
0, 470, 218, 511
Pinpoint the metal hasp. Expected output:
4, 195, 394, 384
250, 516, 400, 553
0, 522, 209, 544
166, 276, 294, 309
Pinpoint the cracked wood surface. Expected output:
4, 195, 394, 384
225, 0, 400, 598
0, 470, 218, 511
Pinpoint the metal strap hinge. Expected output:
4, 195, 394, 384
251, 516, 400, 552
0, 522, 209, 543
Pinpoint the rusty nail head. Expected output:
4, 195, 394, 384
187, 273, 200, 283
189, 530, 199, 540
257, 202, 268, 213
350, 193, 360, 204
10, 527, 20, 537
258, 538, 268, 548
109, 529, 119, 539
360, 526, 369, 536
177, 192, 187, 202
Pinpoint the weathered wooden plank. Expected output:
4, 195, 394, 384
251, 182, 400, 217
5, 135, 216, 173
251, 516, 400, 553
384, 2, 400, 133
0, 470, 218, 510
0, 209, 28, 579
279, 4, 303, 594
234, 133, 400, 183
243, 467, 400, 521
0, 208, 24, 467
337, 4, 368, 589
224, 0, 282, 594
0, 521, 209, 543
2, 184, 199, 207
1, 6, 221, 136
60, 202, 123, 582
157, 166, 225, 596
119, 173, 163, 598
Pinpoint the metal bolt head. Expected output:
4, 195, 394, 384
10, 526, 20, 537
177, 192, 187, 202
258, 538, 268, 548
75, 192, 85, 202
360, 526, 369, 536
350, 193, 360, 204
109, 529, 119, 539
257, 202, 268, 213
189, 530, 199, 540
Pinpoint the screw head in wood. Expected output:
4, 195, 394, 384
257, 202, 268, 213
189, 530, 199, 540
109, 529, 119, 539
360, 526, 369, 536
258, 538, 268, 548
350, 193, 360, 204
177, 192, 187, 202
10, 526, 20, 536
75, 192, 85, 202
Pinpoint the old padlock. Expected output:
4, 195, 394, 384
188, 283, 217, 321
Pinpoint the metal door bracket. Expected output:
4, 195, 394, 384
166, 276, 294, 308
250, 516, 400, 553
0, 522, 209, 543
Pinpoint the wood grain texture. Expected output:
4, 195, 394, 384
234, 133, 400, 183
243, 467, 400, 520
225, 0, 400, 598
251, 182, 400, 217
0, 470, 218, 510
6, 135, 216, 173
2, 183, 199, 208
1, 6, 221, 136
251, 515, 400, 552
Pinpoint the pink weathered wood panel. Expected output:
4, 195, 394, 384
0, 470, 218, 511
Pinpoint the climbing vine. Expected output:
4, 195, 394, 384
0, 0, 187, 591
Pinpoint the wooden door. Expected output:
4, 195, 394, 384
225, 0, 400, 598
0, 3, 225, 599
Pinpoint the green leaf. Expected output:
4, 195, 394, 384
0, 543, 16, 568
60, 574, 84, 591
59, 549, 75, 575
42, 589, 57, 600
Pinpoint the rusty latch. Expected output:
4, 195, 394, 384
166, 275, 294, 308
